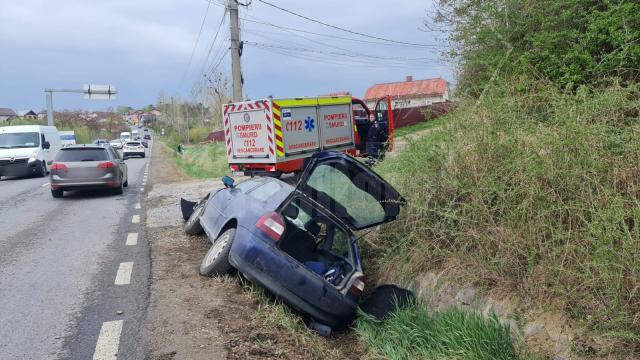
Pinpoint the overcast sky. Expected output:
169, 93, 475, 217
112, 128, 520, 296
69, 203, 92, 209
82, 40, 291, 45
0, 0, 452, 111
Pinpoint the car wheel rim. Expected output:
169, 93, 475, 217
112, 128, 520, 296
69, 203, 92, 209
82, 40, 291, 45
205, 233, 230, 267
188, 204, 204, 226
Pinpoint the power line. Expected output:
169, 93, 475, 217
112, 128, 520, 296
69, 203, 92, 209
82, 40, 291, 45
255, 0, 433, 47
243, 17, 443, 49
198, 9, 228, 76
180, 0, 213, 87
243, 41, 441, 65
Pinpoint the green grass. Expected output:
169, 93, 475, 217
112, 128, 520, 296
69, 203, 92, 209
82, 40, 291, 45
356, 302, 524, 360
372, 81, 640, 354
393, 117, 447, 138
164, 140, 229, 179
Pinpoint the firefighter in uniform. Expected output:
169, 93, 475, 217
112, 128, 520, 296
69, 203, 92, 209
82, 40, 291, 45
365, 116, 388, 159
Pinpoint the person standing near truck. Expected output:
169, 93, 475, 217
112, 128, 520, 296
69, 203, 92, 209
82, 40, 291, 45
365, 117, 387, 159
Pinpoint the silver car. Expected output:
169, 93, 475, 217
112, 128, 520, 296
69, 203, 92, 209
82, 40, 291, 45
109, 139, 124, 149
50, 144, 128, 198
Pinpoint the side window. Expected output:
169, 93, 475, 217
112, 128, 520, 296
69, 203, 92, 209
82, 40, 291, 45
248, 181, 282, 202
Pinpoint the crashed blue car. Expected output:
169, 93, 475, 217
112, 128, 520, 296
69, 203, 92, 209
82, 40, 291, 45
183, 151, 403, 331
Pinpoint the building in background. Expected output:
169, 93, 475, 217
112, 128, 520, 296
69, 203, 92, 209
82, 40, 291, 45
0, 108, 17, 123
363, 76, 452, 128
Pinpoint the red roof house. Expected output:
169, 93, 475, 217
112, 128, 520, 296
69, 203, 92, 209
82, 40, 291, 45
363, 76, 450, 109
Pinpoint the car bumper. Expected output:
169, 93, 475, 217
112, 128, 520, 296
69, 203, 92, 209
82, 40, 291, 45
123, 152, 145, 157
227, 226, 357, 328
51, 173, 121, 190
0, 159, 43, 177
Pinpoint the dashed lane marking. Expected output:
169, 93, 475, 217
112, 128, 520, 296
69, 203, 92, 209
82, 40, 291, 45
135, 203, 141, 209
114, 262, 133, 285
126, 233, 138, 246
42, 182, 50, 187
131, 215, 140, 223
92, 320, 123, 360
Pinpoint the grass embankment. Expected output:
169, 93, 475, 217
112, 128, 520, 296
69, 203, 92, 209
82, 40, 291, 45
372, 82, 640, 354
393, 116, 447, 138
161, 140, 229, 179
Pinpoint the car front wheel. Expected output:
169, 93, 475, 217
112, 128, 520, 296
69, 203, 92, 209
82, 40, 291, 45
200, 228, 235, 276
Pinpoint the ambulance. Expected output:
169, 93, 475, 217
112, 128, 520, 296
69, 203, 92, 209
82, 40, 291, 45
222, 95, 394, 176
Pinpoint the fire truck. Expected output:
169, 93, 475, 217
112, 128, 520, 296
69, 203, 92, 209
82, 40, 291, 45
222, 95, 394, 177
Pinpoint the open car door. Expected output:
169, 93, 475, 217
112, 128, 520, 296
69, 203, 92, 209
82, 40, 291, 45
296, 151, 404, 230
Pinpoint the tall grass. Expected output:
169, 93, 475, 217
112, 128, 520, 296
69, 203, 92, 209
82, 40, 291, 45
356, 302, 521, 360
164, 141, 229, 179
374, 81, 640, 350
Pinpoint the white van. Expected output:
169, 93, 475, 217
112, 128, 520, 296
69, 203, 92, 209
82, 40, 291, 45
0, 125, 62, 179
120, 131, 131, 142
131, 129, 140, 140
59, 130, 76, 147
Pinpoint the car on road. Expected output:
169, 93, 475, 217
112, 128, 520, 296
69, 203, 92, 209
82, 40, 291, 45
122, 141, 146, 159
93, 139, 109, 146
183, 151, 404, 331
109, 139, 124, 149
0, 125, 61, 180
143, 134, 151, 140
50, 144, 128, 198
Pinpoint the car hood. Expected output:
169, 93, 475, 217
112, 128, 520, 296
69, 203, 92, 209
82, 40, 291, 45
0, 147, 37, 159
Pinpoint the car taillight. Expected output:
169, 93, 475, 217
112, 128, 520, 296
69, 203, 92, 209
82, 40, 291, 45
255, 212, 285, 241
348, 276, 365, 297
50, 163, 68, 171
97, 161, 115, 168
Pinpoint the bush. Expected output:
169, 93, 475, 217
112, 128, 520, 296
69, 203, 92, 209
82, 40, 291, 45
374, 81, 640, 349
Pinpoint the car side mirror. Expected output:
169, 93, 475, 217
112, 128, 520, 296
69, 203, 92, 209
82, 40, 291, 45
222, 175, 235, 188
43, 141, 50, 149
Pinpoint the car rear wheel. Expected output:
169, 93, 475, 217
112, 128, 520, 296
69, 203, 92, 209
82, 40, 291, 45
184, 200, 206, 235
200, 228, 235, 276
114, 179, 124, 195
51, 189, 63, 198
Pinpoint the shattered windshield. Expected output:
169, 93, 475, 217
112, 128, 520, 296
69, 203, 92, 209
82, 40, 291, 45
306, 163, 386, 228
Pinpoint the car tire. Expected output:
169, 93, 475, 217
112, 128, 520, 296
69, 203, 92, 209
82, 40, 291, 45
184, 200, 206, 235
51, 189, 63, 198
114, 179, 124, 195
38, 162, 47, 177
200, 228, 235, 276
123, 178, 128, 187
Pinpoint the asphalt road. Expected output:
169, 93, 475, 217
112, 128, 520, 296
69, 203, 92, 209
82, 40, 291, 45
0, 144, 152, 359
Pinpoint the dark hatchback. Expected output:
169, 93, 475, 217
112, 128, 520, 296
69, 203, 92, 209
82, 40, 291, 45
184, 152, 403, 330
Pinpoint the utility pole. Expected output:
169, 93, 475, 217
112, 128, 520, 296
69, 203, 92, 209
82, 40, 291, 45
229, 0, 243, 101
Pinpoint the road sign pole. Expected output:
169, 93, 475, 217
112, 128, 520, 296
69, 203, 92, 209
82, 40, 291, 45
46, 90, 54, 126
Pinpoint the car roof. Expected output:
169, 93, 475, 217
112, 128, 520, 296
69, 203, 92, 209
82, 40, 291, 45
62, 144, 107, 150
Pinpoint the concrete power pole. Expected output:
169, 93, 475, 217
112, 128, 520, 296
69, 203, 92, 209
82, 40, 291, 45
229, 0, 243, 102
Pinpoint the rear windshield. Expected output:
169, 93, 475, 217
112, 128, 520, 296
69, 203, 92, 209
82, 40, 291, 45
126, 142, 141, 146
56, 148, 109, 162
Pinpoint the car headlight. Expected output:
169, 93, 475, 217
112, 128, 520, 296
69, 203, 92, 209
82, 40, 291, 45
28, 151, 38, 163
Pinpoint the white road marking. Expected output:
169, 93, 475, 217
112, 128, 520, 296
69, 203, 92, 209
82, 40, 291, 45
131, 215, 140, 223
140, 187, 144, 192
114, 262, 133, 285
126, 233, 138, 246
41, 182, 50, 187
92, 320, 123, 360
135, 203, 141, 209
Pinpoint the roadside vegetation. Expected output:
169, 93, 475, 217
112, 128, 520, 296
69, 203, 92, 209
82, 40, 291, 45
369, 0, 640, 356
393, 117, 446, 138
4, 113, 128, 143
154, 124, 229, 179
